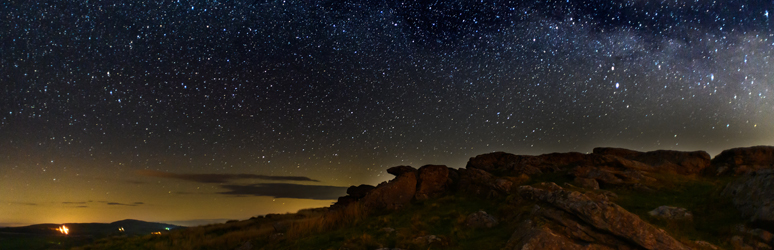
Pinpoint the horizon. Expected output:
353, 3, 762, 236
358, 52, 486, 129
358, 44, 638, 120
2, 145, 760, 228
2, 1, 773, 228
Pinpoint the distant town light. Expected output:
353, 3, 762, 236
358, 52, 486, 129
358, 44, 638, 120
57, 225, 69, 235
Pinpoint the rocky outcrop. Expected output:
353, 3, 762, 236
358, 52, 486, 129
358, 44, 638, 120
722, 169, 774, 224
517, 183, 690, 250
466, 151, 587, 176
415, 165, 450, 201
710, 146, 774, 175
362, 166, 418, 210
593, 147, 711, 175
456, 168, 513, 197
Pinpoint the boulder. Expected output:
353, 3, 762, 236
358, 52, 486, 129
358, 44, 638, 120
415, 165, 450, 201
362, 171, 417, 210
518, 183, 690, 250
346, 184, 375, 199
466, 151, 588, 175
457, 168, 513, 197
573, 177, 600, 190
648, 206, 694, 221
330, 196, 358, 210
330, 185, 376, 210
694, 240, 720, 250
465, 210, 498, 229
583, 168, 624, 185
503, 219, 614, 250
710, 146, 774, 175
411, 235, 445, 245
585, 154, 654, 171
721, 170, 774, 224
387, 165, 417, 176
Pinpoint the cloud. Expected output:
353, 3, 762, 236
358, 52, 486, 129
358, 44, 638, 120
137, 170, 319, 183
101, 201, 145, 206
218, 183, 347, 200
9, 202, 37, 206
62, 201, 88, 204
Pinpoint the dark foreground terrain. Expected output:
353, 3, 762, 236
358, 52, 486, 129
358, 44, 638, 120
0, 219, 182, 250
17, 146, 774, 249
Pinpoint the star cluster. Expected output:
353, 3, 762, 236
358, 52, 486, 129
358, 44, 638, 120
1, 0, 772, 226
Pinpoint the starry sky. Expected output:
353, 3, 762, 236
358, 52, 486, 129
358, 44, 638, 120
1, 0, 773, 227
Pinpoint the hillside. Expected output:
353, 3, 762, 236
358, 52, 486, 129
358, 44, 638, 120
74, 146, 774, 250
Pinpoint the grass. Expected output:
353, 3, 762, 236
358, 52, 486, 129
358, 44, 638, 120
73, 193, 520, 250
276, 194, 517, 250
611, 173, 744, 248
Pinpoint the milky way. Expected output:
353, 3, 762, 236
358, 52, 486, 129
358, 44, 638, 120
1, 0, 773, 226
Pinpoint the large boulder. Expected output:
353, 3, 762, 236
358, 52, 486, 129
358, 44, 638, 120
415, 165, 450, 201
362, 169, 417, 210
710, 146, 774, 175
517, 183, 690, 250
593, 147, 711, 175
721, 169, 774, 224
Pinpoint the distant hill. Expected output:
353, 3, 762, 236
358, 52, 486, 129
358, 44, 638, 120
0, 219, 183, 250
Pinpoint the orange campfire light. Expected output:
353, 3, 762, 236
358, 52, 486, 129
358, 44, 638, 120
57, 225, 69, 235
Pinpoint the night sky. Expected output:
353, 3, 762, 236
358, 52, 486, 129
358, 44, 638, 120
2, 0, 773, 227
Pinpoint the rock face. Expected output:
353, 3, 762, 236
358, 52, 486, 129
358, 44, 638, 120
722, 169, 774, 223
465, 210, 498, 229
710, 146, 774, 175
362, 166, 418, 210
515, 183, 690, 250
593, 147, 711, 175
648, 206, 694, 221
415, 165, 450, 201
